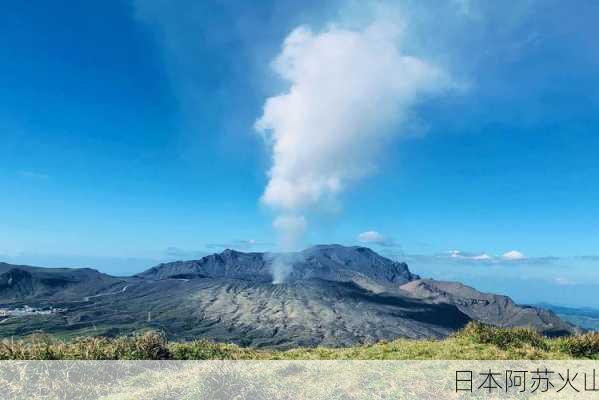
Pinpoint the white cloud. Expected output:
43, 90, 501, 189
357, 231, 388, 246
256, 18, 457, 242
448, 250, 492, 261
502, 250, 526, 261
205, 239, 269, 251
444, 250, 530, 262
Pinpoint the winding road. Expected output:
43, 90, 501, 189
83, 285, 129, 302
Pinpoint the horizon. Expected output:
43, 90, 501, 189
2, 243, 597, 309
2, 1, 598, 309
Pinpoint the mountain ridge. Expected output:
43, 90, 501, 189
138, 244, 418, 290
0, 245, 575, 347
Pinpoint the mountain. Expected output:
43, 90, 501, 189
400, 280, 572, 336
0, 246, 575, 347
537, 303, 599, 331
139, 245, 418, 288
0, 262, 126, 302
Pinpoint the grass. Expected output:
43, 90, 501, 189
0, 322, 597, 360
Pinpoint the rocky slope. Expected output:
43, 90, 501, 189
0, 263, 125, 302
400, 279, 573, 336
0, 246, 575, 346
139, 245, 418, 288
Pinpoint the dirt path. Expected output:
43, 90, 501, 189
83, 285, 129, 302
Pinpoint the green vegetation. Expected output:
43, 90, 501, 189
0, 322, 597, 360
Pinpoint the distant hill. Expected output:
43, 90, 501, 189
0, 245, 575, 347
0, 262, 125, 301
537, 303, 599, 331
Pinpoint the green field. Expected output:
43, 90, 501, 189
0, 322, 598, 360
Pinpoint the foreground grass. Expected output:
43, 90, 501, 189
0, 322, 597, 360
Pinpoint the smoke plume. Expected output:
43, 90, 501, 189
257, 22, 453, 219
256, 16, 456, 281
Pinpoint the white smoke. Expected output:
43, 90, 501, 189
269, 254, 293, 285
256, 20, 454, 223
267, 215, 305, 284
256, 15, 458, 282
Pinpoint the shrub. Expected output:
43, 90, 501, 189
113, 331, 171, 360
2, 326, 598, 360
556, 333, 599, 358
70, 336, 115, 360
0, 333, 68, 360
456, 322, 548, 350
170, 339, 223, 360
169, 339, 258, 360
0, 331, 173, 360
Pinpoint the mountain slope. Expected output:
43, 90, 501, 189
0, 262, 127, 303
0, 246, 575, 346
139, 244, 417, 290
400, 279, 573, 336
538, 303, 599, 331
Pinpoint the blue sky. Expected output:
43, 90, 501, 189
1, 1, 598, 306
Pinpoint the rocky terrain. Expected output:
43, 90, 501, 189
400, 279, 571, 336
0, 245, 575, 347
0, 262, 125, 301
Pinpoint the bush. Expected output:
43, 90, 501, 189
0, 331, 172, 360
170, 339, 224, 360
169, 339, 258, 360
1, 326, 598, 360
113, 331, 171, 360
0, 333, 69, 360
556, 333, 599, 358
456, 322, 548, 350
70, 336, 116, 359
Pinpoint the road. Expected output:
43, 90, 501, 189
83, 285, 129, 302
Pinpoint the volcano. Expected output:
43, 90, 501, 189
0, 245, 574, 347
